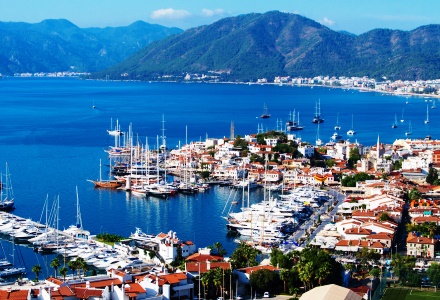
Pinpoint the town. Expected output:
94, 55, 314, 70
2, 126, 440, 300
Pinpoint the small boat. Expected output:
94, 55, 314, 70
260, 103, 270, 119
347, 114, 356, 135
92, 100, 96, 109
392, 114, 397, 129
425, 104, 429, 124
400, 108, 405, 123
405, 121, 412, 136
0, 163, 15, 211
331, 132, 341, 140
107, 118, 123, 136
312, 99, 324, 123
334, 112, 341, 130
432, 100, 436, 109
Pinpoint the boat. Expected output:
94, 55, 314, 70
400, 108, 405, 123
260, 103, 270, 119
405, 121, 412, 136
425, 105, 429, 124
334, 112, 341, 130
347, 114, 356, 135
92, 100, 96, 109
87, 159, 122, 188
432, 100, 436, 109
331, 132, 342, 140
0, 163, 15, 211
107, 118, 123, 136
392, 114, 397, 129
0, 240, 26, 278
312, 99, 324, 123
286, 110, 304, 131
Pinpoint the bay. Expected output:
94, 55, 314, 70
0, 77, 437, 279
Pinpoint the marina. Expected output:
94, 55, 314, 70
0, 77, 439, 279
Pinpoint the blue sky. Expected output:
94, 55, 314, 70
0, 0, 438, 34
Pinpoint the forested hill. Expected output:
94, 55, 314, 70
99, 11, 440, 81
0, 19, 182, 74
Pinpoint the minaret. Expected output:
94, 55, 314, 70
377, 135, 380, 159
230, 121, 235, 140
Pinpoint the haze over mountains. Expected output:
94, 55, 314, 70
2, 11, 440, 81
0, 19, 182, 75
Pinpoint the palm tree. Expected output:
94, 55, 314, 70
213, 267, 223, 297
298, 261, 314, 291
279, 268, 290, 293
59, 266, 68, 282
32, 264, 42, 281
50, 257, 60, 278
76, 257, 87, 278
68, 260, 78, 279
211, 242, 227, 256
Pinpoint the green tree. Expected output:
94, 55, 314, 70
59, 266, 68, 282
426, 168, 439, 185
427, 262, 440, 287
32, 264, 42, 281
347, 147, 361, 169
378, 212, 391, 222
50, 257, 60, 278
68, 260, 78, 278
209, 242, 227, 256
229, 242, 260, 269
369, 268, 381, 278
250, 268, 278, 294
316, 262, 332, 286
408, 188, 422, 201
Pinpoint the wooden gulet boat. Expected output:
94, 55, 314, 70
87, 159, 121, 188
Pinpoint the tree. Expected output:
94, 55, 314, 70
68, 260, 78, 278
279, 269, 290, 293
50, 257, 60, 278
229, 242, 260, 269
369, 268, 381, 278
408, 188, 422, 201
347, 147, 361, 169
250, 269, 278, 294
32, 264, 42, 281
59, 266, 68, 282
427, 262, 440, 287
209, 242, 227, 256
426, 168, 439, 185
316, 262, 332, 286
378, 212, 391, 222
298, 261, 314, 291
76, 257, 88, 278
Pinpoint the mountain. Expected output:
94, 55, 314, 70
99, 11, 440, 81
0, 19, 182, 75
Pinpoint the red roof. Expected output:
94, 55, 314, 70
0, 289, 29, 300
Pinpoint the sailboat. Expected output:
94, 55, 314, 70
400, 108, 405, 123
405, 121, 412, 136
0, 163, 15, 211
286, 110, 304, 131
87, 159, 122, 188
347, 114, 356, 135
425, 105, 429, 124
0, 240, 26, 278
392, 114, 398, 129
260, 103, 270, 119
92, 100, 96, 109
312, 99, 324, 123
107, 118, 123, 136
432, 100, 436, 109
63, 187, 90, 240
334, 112, 341, 130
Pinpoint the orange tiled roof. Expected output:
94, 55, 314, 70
0, 289, 29, 300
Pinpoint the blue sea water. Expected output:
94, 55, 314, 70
0, 77, 437, 278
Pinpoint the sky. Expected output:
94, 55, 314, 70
0, 0, 439, 34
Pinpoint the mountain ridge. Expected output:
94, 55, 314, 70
98, 11, 440, 81
0, 19, 183, 75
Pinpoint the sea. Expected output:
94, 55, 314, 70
0, 77, 437, 279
